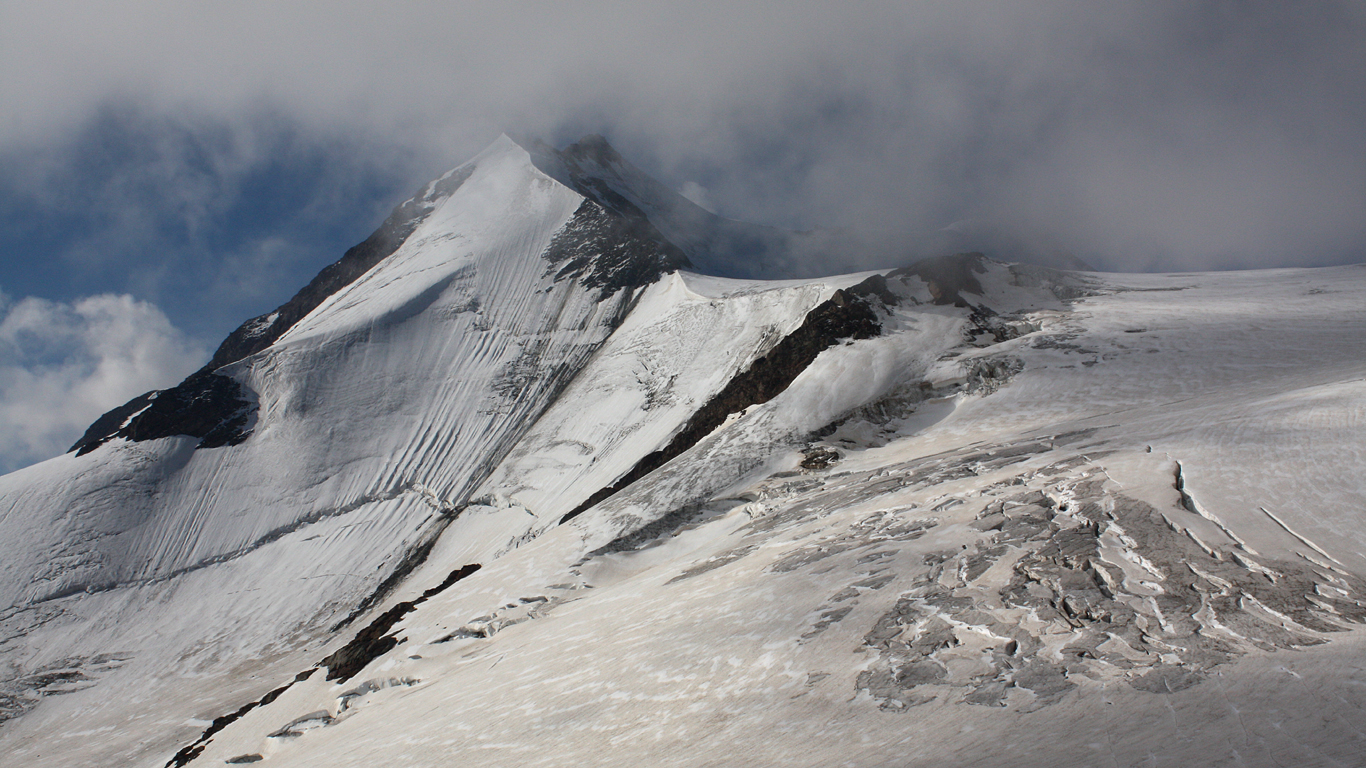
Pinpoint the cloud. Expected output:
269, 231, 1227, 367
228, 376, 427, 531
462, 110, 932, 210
0, 291, 205, 475
0, 106, 430, 342
1, 0, 1364, 283
679, 182, 716, 214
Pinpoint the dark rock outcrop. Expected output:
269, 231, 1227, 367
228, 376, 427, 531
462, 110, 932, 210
321, 563, 481, 683
165, 669, 313, 768
167, 562, 482, 765
71, 371, 253, 455
543, 198, 691, 299
891, 252, 989, 306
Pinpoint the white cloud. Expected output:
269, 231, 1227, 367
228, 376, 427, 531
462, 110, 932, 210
679, 182, 716, 214
0, 291, 205, 475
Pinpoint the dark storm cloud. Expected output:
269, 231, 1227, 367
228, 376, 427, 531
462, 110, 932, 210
4, 1, 1364, 275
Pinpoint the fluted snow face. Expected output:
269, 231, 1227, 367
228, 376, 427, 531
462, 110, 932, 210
0, 136, 706, 757
0, 136, 599, 600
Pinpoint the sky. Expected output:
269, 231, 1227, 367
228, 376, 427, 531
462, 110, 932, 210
1, 0, 1364, 473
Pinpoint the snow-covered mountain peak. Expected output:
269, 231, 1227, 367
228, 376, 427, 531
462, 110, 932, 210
273, 136, 578, 345
66, 134, 697, 460
5, 132, 1366, 768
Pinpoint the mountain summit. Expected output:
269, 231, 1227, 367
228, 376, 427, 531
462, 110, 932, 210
2, 136, 1365, 768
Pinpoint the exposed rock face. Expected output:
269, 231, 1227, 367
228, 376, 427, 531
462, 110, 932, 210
164, 670, 316, 768
890, 252, 990, 306
543, 198, 690, 299
530, 134, 807, 279
70, 370, 253, 455
320, 562, 482, 684
800, 446, 841, 470
166, 562, 481, 767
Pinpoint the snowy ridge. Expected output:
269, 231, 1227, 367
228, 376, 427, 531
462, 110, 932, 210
3, 136, 608, 603
473, 271, 850, 527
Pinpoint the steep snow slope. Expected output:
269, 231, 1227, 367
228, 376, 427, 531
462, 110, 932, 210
1, 137, 615, 612
1, 132, 1364, 768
